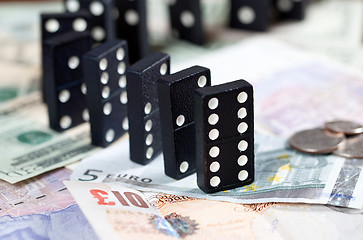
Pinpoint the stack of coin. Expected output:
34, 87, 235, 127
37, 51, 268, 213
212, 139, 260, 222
289, 120, 363, 158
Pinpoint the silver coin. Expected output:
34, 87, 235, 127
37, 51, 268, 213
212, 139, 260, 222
289, 128, 346, 154
327, 205, 363, 214
333, 134, 363, 158
325, 120, 363, 135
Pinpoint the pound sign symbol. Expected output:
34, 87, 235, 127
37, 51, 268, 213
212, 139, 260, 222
90, 189, 116, 206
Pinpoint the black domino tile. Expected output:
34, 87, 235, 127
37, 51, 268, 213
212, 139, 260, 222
195, 80, 255, 193
83, 40, 129, 147
230, 0, 273, 32
43, 31, 92, 131
127, 52, 170, 165
158, 66, 211, 179
168, 0, 205, 45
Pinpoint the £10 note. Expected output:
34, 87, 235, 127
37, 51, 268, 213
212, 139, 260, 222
64, 181, 181, 240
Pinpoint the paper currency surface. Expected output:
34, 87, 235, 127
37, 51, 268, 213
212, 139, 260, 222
0, 168, 74, 217
0, 60, 40, 104
0, 94, 99, 183
66, 181, 363, 240
70, 133, 363, 209
172, 37, 363, 137
71, 37, 363, 209
64, 181, 180, 240
0, 2, 63, 104
150, 193, 363, 240
0, 168, 97, 240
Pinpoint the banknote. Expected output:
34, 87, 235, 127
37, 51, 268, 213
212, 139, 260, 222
271, 0, 363, 45
147, 193, 363, 240
0, 1, 63, 103
0, 204, 97, 240
65, 181, 363, 240
64, 181, 180, 240
0, 93, 99, 183
0, 60, 40, 104
0, 168, 97, 240
70, 132, 363, 209
172, 37, 363, 137
0, 168, 75, 217
0, 1, 64, 67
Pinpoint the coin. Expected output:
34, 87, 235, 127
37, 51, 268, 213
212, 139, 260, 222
289, 128, 346, 154
325, 120, 363, 135
333, 134, 363, 158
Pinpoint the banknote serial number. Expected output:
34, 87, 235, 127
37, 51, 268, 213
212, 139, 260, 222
90, 189, 149, 208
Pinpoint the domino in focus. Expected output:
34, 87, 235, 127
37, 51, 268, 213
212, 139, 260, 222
194, 80, 254, 193
127, 52, 170, 165
158, 66, 211, 179
83, 40, 129, 147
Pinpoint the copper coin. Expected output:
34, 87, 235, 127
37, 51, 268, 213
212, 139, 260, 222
289, 128, 346, 154
325, 120, 363, 135
333, 134, 363, 158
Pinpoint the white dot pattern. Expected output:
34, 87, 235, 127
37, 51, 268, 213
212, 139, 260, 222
201, 84, 253, 191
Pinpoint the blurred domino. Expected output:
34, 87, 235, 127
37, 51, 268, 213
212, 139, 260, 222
127, 52, 170, 165
230, 0, 272, 31
63, 0, 116, 42
274, 0, 307, 20
158, 66, 211, 179
83, 40, 129, 147
41, 12, 92, 102
114, 0, 149, 63
43, 31, 92, 131
168, 0, 205, 45
41, 12, 92, 43
194, 80, 254, 193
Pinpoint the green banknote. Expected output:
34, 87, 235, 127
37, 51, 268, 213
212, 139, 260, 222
0, 94, 98, 183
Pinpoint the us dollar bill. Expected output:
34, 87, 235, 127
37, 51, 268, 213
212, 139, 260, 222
0, 93, 99, 184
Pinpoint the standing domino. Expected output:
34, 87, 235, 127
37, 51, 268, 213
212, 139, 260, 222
114, 0, 148, 63
127, 52, 170, 165
83, 40, 129, 147
41, 12, 92, 102
230, 0, 272, 31
43, 31, 92, 131
158, 66, 211, 179
194, 80, 254, 193
168, 0, 205, 45
274, 0, 307, 20
41, 12, 92, 43
63, 0, 116, 42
